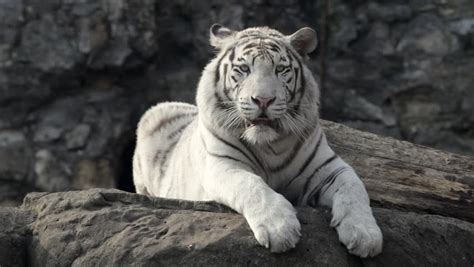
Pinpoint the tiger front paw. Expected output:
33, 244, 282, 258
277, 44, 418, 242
331, 209, 383, 258
246, 195, 301, 253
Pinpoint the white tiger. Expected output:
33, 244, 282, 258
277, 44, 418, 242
133, 24, 383, 257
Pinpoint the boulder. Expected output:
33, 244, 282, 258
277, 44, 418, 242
0, 189, 472, 266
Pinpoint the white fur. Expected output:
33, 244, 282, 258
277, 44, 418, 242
133, 26, 382, 257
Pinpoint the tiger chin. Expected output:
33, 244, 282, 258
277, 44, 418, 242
133, 24, 383, 258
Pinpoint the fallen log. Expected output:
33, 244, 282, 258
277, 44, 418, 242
322, 120, 474, 222
0, 189, 471, 266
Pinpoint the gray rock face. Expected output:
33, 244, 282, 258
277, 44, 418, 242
0, 189, 472, 266
0, 207, 36, 266
322, 0, 474, 155
0, 0, 159, 203
0, 0, 473, 204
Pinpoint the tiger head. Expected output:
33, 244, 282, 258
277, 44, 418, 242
197, 24, 320, 145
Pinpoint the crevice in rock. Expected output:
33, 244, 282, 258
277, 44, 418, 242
116, 137, 136, 193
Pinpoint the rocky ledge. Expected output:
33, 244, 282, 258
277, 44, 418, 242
1, 188, 473, 266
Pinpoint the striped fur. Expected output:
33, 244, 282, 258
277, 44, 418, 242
133, 25, 382, 257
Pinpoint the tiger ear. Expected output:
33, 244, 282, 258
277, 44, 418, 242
210, 24, 236, 49
288, 27, 318, 56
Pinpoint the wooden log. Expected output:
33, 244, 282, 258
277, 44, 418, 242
322, 120, 474, 222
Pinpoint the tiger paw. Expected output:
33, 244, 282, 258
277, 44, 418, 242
246, 195, 301, 253
331, 210, 383, 258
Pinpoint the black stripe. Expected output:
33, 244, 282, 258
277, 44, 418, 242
208, 152, 251, 166
167, 120, 193, 140
214, 91, 232, 110
154, 139, 179, 176
243, 42, 259, 50
214, 48, 232, 87
266, 42, 281, 52
307, 167, 348, 207
200, 134, 256, 172
269, 33, 283, 37
295, 131, 324, 175
282, 130, 323, 188
267, 46, 279, 52
300, 154, 339, 197
292, 67, 299, 101
208, 129, 257, 169
321, 170, 343, 194
286, 48, 306, 112
223, 63, 228, 89
234, 68, 243, 75
269, 54, 275, 65
243, 50, 253, 56
314, 154, 338, 175
269, 140, 304, 172
282, 68, 291, 75
229, 47, 235, 61
252, 54, 260, 66
148, 112, 196, 137
236, 36, 285, 47
239, 139, 266, 174
223, 64, 232, 101
242, 30, 262, 35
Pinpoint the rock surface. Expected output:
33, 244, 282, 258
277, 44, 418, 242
0, 189, 472, 266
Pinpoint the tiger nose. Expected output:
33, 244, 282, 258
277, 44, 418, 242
251, 96, 276, 109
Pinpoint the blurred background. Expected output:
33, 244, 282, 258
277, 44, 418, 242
0, 0, 473, 206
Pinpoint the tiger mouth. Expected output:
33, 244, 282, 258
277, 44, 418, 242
245, 118, 275, 128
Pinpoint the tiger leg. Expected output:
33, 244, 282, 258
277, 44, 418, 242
203, 157, 301, 253
318, 166, 383, 258
132, 152, 150, 195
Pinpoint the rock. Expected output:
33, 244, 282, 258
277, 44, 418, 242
449, 18, 474, 36
0, 130, 25, 146
18, 14, 82, 71
0, 132, 31, 183
0, 208, 36, 267
342, 91, 396, 126
77, 16, 109, 54
396, 13, 459, 56
366, 2, 413, 22
353, 22, 395, 57
72, 159, 115, 189
34, 150, 70, 192
324, 0, 474, 158
0, 0, 23, 65
33, 125, 64, 143
65, 124, 91, 150
0, 189, 472, 266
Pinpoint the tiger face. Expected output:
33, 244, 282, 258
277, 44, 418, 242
199, 25, 319, 145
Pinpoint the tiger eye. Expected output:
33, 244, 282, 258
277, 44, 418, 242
239, 65, 250, 72
276, 65, 286, 72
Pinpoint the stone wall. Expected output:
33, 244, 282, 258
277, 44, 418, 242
321, 0, 474, 155
0, 0, 473, 205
